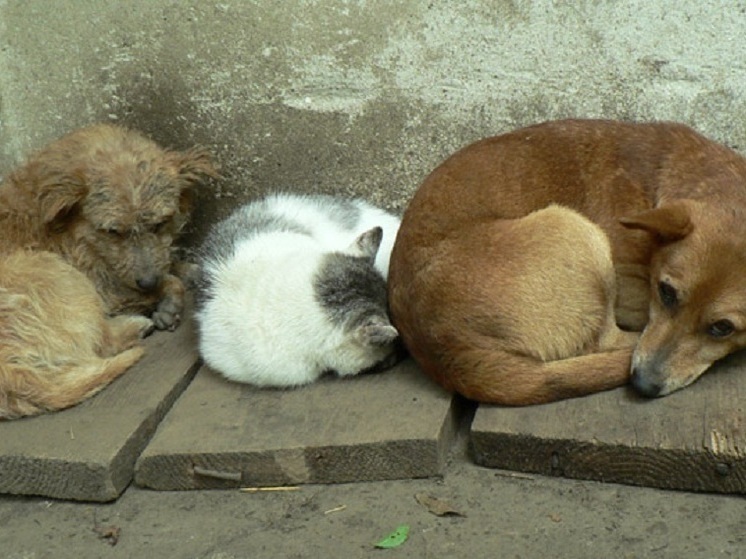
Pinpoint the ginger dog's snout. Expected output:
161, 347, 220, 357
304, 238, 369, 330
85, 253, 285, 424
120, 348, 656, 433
629, 361, 664, 398
630, 323, 682, 398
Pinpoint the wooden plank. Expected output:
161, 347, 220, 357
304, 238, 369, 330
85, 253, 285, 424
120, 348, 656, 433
471, 351, 746, 493
0, 314, 200, 502
135, 359, 460, 490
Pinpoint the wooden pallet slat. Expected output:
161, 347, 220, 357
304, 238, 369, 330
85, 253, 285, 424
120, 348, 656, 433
0, 314, 200, 502
470, 351, 746, 494
135, 359, 460, 490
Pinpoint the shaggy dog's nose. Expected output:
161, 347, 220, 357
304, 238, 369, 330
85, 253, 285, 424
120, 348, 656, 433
136, 274, 160, 291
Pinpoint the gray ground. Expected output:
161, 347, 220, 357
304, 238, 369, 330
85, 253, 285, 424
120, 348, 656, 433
2, 429, 743, 559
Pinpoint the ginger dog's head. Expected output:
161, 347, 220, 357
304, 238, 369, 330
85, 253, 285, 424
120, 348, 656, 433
38, 125, 217, 295
621, 200, 746, 397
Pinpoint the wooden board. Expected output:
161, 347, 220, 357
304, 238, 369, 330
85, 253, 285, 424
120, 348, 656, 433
471, 351, 746, 493
135, 359, 460, 490
0, 315, 200, 502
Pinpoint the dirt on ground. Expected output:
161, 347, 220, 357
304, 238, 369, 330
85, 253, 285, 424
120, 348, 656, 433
1, 430, 744, 559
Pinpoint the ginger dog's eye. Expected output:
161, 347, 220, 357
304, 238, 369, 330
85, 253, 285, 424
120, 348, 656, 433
707, 319, 735, 338
658, 281, 678, 308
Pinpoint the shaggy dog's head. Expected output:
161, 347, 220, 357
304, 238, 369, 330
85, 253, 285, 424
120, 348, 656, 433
37, 124, 217, 295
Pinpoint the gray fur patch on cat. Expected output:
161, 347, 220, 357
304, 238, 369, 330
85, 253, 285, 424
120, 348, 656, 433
196, 202, 310, 304
313, 251, 389, 333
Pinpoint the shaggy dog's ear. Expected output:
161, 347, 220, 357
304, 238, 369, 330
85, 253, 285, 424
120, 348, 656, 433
169, 147, 220, 214
38, 170, 87, 225
173, 147, 219, 184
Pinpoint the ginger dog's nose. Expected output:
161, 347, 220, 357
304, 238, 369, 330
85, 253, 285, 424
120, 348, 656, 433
630, 367, 662, 398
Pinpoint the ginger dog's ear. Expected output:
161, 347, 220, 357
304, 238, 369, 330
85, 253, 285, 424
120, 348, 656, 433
38, 170, 87, 225
620, 202, 693, 243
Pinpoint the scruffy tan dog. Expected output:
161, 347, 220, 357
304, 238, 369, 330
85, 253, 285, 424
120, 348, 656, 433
0, 123, 215, 418
0, 251, 153, 419
390, 119, 746, 404
0, 123, 217, 330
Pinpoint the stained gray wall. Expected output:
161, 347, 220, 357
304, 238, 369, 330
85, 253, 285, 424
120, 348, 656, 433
2, 1, 745, 243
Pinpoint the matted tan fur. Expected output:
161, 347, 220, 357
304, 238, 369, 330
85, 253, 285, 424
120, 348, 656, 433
0, 251, 152, 419
389, 119, 746, 403
0, 123, 216, 418
0, 123, 217, 330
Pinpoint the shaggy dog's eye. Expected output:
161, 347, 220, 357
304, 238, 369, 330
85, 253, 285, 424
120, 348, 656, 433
152, 220, 170, 234
104, 227, 123, 237
658, 281, 678, 309
707, 319, 735, 339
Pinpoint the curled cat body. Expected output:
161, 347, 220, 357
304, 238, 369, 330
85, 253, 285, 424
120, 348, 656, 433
196, 193, 402, 387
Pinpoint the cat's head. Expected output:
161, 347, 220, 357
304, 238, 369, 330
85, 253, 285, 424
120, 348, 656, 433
314, 227, 402, 376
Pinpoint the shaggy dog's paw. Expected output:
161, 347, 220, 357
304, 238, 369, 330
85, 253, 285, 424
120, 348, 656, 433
172, 261, 201, 289
136, 316, 157, 338
152, 298, 182, 331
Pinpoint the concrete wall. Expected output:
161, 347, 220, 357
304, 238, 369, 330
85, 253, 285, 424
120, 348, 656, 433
2, 0, 746, 243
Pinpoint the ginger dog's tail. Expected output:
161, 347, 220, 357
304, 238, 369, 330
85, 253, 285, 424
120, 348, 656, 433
0, 346, 144, 420
430, 346, 633, 406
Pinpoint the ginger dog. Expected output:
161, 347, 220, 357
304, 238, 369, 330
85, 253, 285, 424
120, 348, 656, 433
389, 119, 746, 403
0, 123, 217, 330
0, 251, 153, 419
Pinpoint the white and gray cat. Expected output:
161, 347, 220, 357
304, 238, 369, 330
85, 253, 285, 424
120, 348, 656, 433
195, 193, 402, 388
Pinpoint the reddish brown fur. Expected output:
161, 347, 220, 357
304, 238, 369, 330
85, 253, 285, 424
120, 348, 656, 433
0, 123, 217, 329
389, 119, 746, 403
0, 251, 152, 419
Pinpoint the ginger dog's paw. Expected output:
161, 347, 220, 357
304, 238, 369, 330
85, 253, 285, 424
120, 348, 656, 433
152, 298, 182, 331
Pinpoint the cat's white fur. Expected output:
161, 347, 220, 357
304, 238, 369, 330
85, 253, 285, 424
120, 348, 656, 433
196, 194, 401, 388
262, 193, 401, 277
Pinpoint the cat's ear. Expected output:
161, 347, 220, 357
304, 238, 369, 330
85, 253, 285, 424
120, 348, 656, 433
355, 315, 399, 346
350, 227, 383, 262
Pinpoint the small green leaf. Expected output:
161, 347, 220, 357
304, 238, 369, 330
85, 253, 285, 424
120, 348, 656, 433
374, 524, 410, 549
